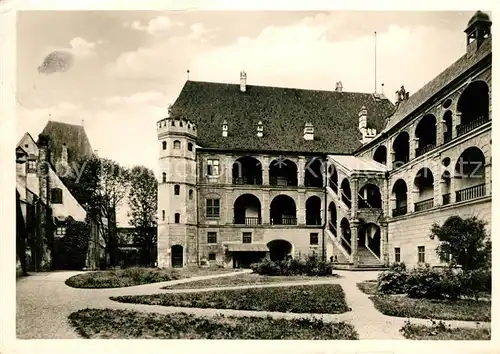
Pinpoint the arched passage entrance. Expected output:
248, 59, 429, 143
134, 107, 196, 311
267, 239, 293, 262
305, 196, 322, 225
328, 202, 337, 233
373, 145, 387, 165
457, 80, 489, 136
171, 245, 183, 268
232, 156, 263, 185
358, 222, 381, 257
454, 146, 486, 201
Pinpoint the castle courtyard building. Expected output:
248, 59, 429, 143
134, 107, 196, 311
157, 11, 492, 269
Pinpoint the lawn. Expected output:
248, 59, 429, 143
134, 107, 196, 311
400, 320, 491, 340
112, 284, 350, 314
65, 266, 238, 289
370, 295, 490, 322
356, 281, 491, 322
163, 273, 339, 289
69, 308, 358, 339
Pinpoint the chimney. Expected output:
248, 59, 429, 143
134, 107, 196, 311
395, 85, 409, 104
257, 121, 263, 138
358, 107, 377, 144
222, 119, 228, 137
303, 122, 314, 140
61, 143, 68, 165
240, 71, 247, 92
335, 81, 343, 92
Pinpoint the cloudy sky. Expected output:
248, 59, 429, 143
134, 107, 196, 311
17, 10, 482, 172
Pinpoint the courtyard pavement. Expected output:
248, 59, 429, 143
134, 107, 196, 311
16, 269, 490, 340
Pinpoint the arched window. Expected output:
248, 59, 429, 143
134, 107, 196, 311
270, 195, 297, 225
269, 158, 298, 186
457, 80, 489, 136
174, 213, 180, 223
162, 210, 165, 221
162, 141, 167, 150
304, 157, 323, 187
162, 172, 166, 183
414, 168, 434, 211
415, 114, 437, 157
51, 188, 63, 204
392, 131, 410, 168
234, 194, 262, 225
189, 189, 193, 200
373, 145, 387, 165
328, 202, 337, 234
174, 184, 180, 195
340, 178, 351, 208
328, 164, 338, 193
454, 146, 486, 202
391, 179, 408, 216
232, 156, 263, 185
173, 140, 181, 149
188, 142, 193, 151
305, 196, 322, 225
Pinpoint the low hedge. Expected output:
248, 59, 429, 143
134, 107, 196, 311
376, 263, 491, 300
250, 254, 334, 276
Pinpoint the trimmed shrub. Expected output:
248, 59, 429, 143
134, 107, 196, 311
406, 264, 445, 299
250, 255, 334, 276
250, 258, 281, 276
376, 262, 408, 294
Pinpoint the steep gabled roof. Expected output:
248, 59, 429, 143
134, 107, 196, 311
382, 36, 491, 133
170, 81, 395, 154
39, 121, 94, 164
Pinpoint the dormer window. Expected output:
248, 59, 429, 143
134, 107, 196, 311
303, 122, 314, 140
222, 119, 228, 137
257, 121, 263, 138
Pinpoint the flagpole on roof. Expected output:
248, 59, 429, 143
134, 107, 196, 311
374, 31, 377, 94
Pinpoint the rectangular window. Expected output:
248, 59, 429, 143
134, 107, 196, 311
394, 247, 401, 263
174, 213, 180, 223
418, 246, 425, 263
242, 232, 252, 244
28, 160, 37, 171
207, 159, 219, 176
207, 232, 217, 244
208, 253, 216, 261
55, 227, 66, 236
162, 210, 165, 221
310, 232, 319, 245
206, 199, 220, 217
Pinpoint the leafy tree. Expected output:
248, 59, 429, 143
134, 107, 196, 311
429, 216, 491, 271
53, 217, 91, 269
62, 156, 130, 267
128, 166, 158, 266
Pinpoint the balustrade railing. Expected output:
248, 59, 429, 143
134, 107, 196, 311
455, 183, 486, 202
271, 216, 297, 225
270, 176, 297, 186
306, 217, 322, 226
414, 198, 434, 212
234, 217, 262, 225
456, 116, 489, 137
415, 143, 436, 157
392, 205, 407, 217
232, 176, 262, 185
442, 193, 451, 205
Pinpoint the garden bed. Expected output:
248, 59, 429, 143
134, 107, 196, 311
370, 294, 490, 322
65, 266, 238, 289
69, 308, 358, 339
400, 320, 490, 340
163, 273, 339, 289
112, 284, 349, 314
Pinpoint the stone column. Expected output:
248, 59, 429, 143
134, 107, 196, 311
453, 112, 461, 138
350, 219, 359, 266
262, 156, 270, 185
380, 221, 389, 266
298, 157, 305, 187
436, 119, 443, 146
449, 176, 457, 203
390, 151, 396, 170
485, 161, 492, 196
409, 188, 419, 213
350, 177, 359, 219
409, 123, 417, 160
390, 197, 396, 217
262, 191, 270, 224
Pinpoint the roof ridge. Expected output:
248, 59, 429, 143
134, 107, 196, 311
185, 79, 390, 97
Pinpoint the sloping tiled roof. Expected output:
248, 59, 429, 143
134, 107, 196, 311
169, 81, 395, 154
383, 37, 491, 133
39, 121, 94, 165
328, 155, 387, 174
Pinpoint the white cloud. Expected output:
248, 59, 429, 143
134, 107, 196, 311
108, 13, 465, 101
68, 37, 99, 58
188, 23, 214, 43
105, 91, 166, 106
125, 16, 183, 35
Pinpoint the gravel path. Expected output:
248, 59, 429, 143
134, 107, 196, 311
16, 269, 490, 340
